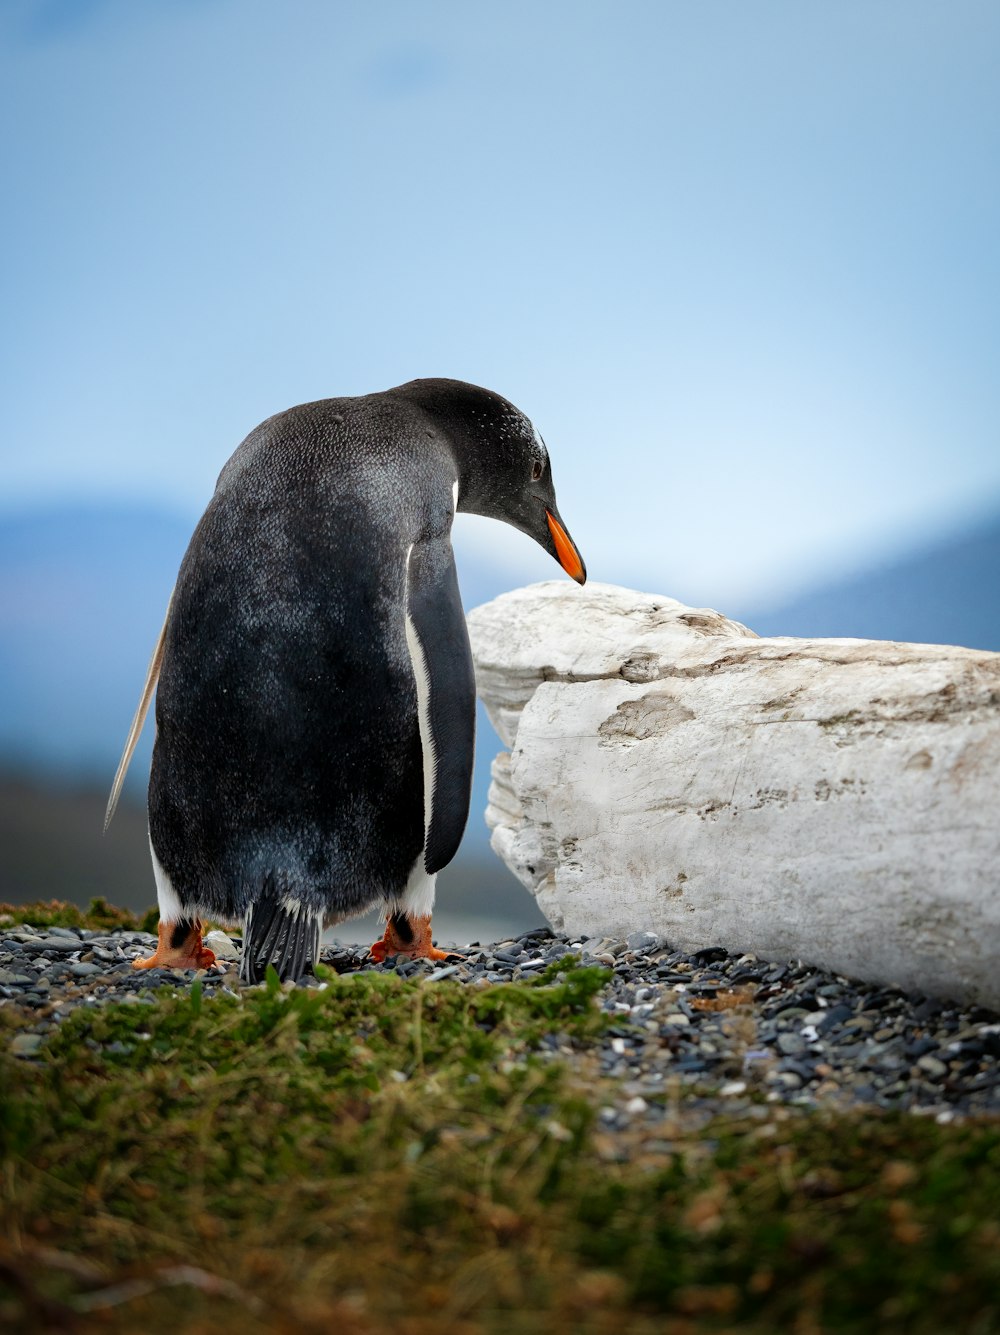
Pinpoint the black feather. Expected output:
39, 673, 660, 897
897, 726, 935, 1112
275, 921, 296, 978
289, 915, 319, 984
240, 890, 320, 984
244, 900, 282, 982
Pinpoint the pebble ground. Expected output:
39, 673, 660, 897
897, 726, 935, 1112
3, 923, 999, 1132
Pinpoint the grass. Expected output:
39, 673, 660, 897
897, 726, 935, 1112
1, 905, 999, 1333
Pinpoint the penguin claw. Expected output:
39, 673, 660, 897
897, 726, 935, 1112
423, 945, 464, 962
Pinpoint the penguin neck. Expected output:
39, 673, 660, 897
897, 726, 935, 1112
449, 447, 499, 519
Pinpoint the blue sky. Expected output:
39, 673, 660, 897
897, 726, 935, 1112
2, 0, 999, 607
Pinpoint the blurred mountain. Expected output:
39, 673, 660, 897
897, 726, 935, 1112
736, 509, 1000, 650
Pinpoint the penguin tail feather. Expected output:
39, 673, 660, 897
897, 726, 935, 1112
239, 890, 322, 984
104, 592, 173, 833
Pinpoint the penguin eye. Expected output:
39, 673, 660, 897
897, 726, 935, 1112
531, 460, 543, 482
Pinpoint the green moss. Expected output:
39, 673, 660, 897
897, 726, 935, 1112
0, 897, 158, 933
1, 969, 999, 1332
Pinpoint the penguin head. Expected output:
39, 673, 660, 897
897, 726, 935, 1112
390, 378, 587, 584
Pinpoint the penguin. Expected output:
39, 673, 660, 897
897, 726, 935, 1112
105, 379, 586, 982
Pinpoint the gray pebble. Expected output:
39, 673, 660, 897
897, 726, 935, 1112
203, 930, 241, 962
11, 1033, 44, 1056
426, 964, 460, 982
917, 1055, 949, 1079
777, 1032, 806, 1056
775, 1006, 812, 1024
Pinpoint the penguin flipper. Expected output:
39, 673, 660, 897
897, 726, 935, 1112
405, 535, 476, 875
104, 592, 173, 832
240, 890, 322, 984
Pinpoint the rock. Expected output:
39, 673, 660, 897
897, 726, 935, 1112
917, 1054, 949, 1079
468, 581, 1000, 1008
777, 1032, 806, 1056
69, 962, 101, 978
11, 1033, 44, 1057
626, 931, 660, 954
203, 930, 240, 962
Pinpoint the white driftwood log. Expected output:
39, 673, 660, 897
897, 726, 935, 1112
468, 581, 1000, 1007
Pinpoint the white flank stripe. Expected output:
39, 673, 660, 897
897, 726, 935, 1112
400, 859, 437, 918
405, 612, 436, 842
404, 544, 436, 851
149, 835, 185, 923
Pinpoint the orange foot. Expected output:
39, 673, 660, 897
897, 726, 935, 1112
370, 913, 461, 964
133, 918, 217, 971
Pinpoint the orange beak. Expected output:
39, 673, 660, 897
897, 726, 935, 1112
545, 510, 586, 585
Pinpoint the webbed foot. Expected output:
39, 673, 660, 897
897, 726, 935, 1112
369, 913, 461, 963
133, 918, 217, 971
